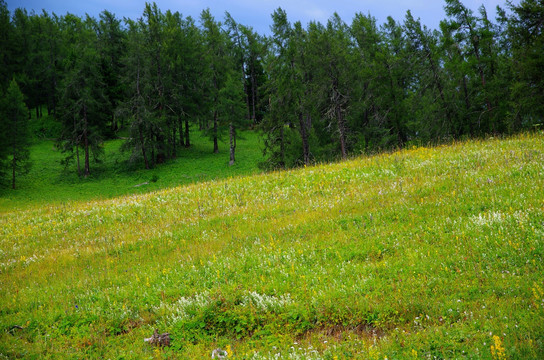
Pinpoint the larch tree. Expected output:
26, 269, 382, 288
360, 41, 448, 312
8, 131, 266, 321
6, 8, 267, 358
504, 0, 544, 127
120, 19, 152, 169
57, 14, 106, 177
218, 71, 247, 165
96, 10, 126, 135
0, 0, 13, 92
200, 9, 230, 153
404, 10, 454, 139
260, 8, 293, 169
141, 2, 167, 165
0, 79, 31, 189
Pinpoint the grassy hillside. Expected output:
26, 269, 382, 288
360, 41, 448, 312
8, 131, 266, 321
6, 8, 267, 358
0, 129, 263, 212
1, 133, 543, 359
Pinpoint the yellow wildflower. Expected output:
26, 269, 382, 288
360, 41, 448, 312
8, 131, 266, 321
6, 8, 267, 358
490, 335, 506, 360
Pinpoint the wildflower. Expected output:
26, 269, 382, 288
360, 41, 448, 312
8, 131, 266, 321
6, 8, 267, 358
490, 335, 506, 360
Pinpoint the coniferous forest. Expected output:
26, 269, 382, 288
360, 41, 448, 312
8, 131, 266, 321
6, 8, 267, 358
0, 0, 543, 185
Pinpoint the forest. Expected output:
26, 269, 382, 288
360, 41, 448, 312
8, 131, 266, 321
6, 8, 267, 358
0, 0, 542, 188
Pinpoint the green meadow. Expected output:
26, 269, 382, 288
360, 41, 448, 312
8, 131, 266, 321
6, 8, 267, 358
0, 130, 263, 211
1, 132, 543, 359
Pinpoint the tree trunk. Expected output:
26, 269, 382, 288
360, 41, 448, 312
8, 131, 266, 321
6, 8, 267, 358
11, 113, 17, 190
461, 75, 472, 135
171, 126, 176, 158
76, 142, 81, 176
279, 126, 285, 169
337, 108, 347, 160
138, 121, 149, 170
83, 105, 90, 177
251, 63, 257, 125
184, 117, 190, 148
229, 123, 236, 165
136, 56, 149, 170
111, 114, 117, 133
178, 118, 185, 148
74, 115, 81, 176
298, 112, 310, 165
213, 110, 219, 153
12, 153, 16, 190
332, 84, 347, 160
427, 51, 453, 129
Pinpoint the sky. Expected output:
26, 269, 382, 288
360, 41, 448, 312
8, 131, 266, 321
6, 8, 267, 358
8, 0, 513, 34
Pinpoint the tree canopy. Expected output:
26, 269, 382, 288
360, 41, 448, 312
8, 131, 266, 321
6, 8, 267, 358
0, 0, 542, 184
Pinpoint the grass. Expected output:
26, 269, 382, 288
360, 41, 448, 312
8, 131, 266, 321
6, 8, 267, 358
0, 129, 263, 212
1, 132, 543, 359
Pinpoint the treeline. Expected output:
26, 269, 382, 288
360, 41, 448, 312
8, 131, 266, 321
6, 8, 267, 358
0, 0, 542, 186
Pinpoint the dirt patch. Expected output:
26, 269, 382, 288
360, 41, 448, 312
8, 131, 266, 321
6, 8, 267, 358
299, 323, 385, 342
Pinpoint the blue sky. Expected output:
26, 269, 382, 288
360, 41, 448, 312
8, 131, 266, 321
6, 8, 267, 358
8, 0, 512, 34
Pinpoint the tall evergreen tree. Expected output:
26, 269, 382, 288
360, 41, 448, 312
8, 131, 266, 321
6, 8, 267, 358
0, 0, 14, 92
218, 72, 247, 165
504, 0, 544, 126
120, 19, 153, 169
351, 13, 394, 150
443, 0, 498, 134
200, 9, 230, 153
57, 14, 106, 177
260, 8, 293, 169
404, 10, 454, 140
316, 14, 355, 158
178, 16, 206, 148
96, 10, 126, 135
0, 79, 31, 189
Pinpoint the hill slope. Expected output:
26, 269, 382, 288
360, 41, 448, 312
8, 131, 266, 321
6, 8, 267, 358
0, 130, 263, 211
1, 133, 543, 359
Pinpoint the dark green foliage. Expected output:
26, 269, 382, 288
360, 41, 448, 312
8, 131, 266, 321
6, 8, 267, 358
1, 0, 543, 182
0, 79, 32, 189
0, 1, 14, 93
504, 0, 544, 127
96, 10, 127, 137
200, 9, 232, 154
57, 14, 107, 177
218, 72, 248, 165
